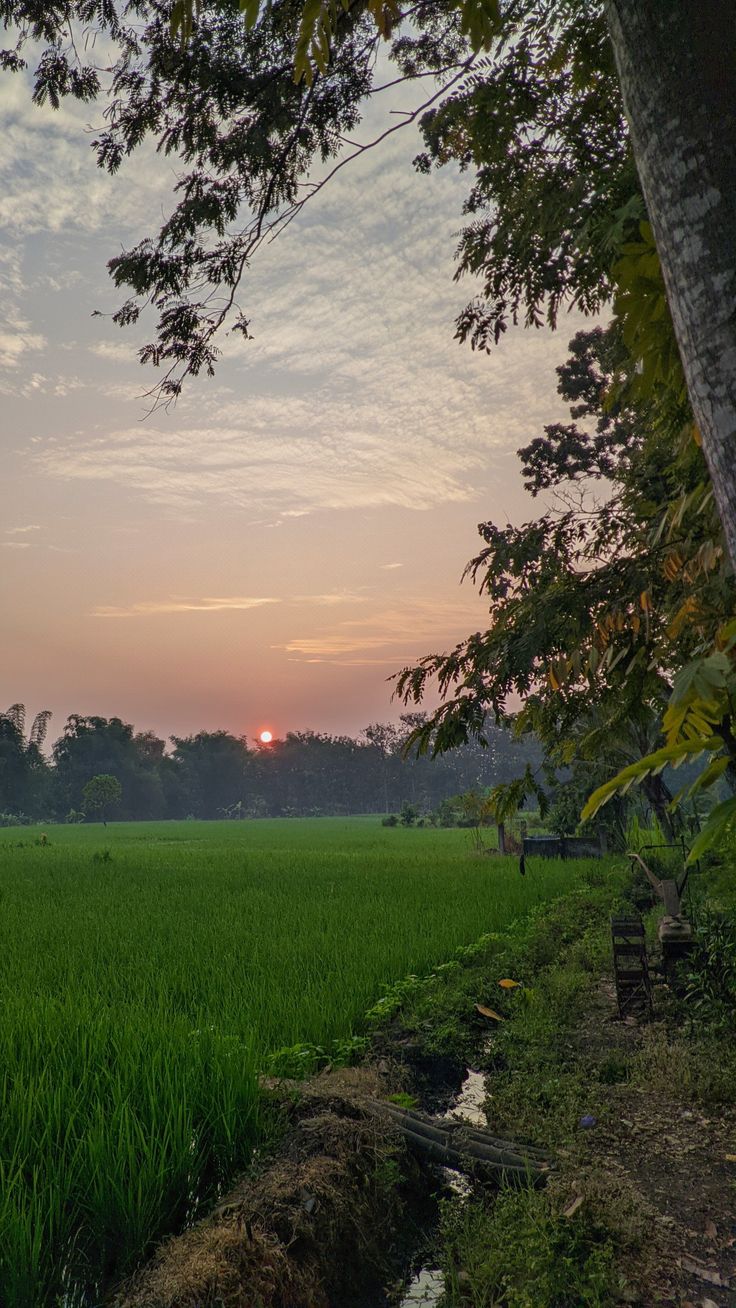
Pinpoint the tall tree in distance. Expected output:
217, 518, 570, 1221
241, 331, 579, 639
0, 704, 52, 816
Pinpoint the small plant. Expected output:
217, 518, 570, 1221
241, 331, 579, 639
440, 1187, 620, 1308
387, 1091, 418, 1109
459, 789, 496, 854
684, 907, 736, 1031
266, 1042, 326, 1078
597, 1051, 631, 1085
92, 848, 113, 865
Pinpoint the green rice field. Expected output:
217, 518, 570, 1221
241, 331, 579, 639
0, 817, 596, 1305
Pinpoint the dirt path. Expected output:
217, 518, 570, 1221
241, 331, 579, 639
576, 981, 736, 1307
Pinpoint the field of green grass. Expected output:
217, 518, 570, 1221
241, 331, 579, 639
0, 817, 595, 1305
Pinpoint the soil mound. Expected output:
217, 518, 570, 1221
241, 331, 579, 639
115, 1067, 413, 1308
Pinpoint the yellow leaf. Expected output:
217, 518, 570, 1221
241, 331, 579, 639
475, 1004, 504, 1021
498, 978, 521, 989
692, 424, 702, 446
640, 591, 650, 612
548, 666, 560, 691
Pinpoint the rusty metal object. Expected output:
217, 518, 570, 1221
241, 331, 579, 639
611, 913, 653, 1019
627, 850, 696, 976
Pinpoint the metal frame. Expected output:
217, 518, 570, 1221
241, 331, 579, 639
611, 913, 653, 1019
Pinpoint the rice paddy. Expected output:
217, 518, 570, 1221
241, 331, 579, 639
0, 817, 594, 1305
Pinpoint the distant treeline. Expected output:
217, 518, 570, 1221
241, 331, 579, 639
0, 705, 542, 823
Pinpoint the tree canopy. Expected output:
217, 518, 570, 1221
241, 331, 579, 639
0, 706, 542, 823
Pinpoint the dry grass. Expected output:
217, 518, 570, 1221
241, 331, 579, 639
115, 1068, 409, 1308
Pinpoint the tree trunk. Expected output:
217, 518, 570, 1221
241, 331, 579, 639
604, 1, 736, 565
642, 773, 676, 841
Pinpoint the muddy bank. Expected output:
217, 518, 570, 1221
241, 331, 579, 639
113, 1066, 448, 1308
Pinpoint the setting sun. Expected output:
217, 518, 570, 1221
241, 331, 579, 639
259, 730, 273, 744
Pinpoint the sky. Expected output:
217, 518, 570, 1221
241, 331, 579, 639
0, 55, 586, 745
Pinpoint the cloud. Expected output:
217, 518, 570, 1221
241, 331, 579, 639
0, 326, 46, 371
380, 562, 403, 570
281, 598, 484, 660
7, 63, 578, 547
92, 596, 280, 618
6, 525, 41, 534
294, 592, 368, 606
287, 656, 405, 666
37, 402, 491, 515
0, 77, 170, 238
1, 540, 33, 549
89, 341, 140, 364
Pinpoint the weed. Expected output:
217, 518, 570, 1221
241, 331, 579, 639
387, 1092, 418, 1109
440, 1187, 622, 1307
683, 906, 736, 1032
597, 1051, 631, 1085
632, 1027, 736, 1105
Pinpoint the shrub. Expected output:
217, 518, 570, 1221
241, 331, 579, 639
400, 801, 418, 827
684, 906, 736, 1031
381, 814, 399, 827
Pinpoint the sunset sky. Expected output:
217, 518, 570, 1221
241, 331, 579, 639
1, 64, 586, 744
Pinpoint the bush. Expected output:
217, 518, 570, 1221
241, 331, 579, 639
381, 814, 399, 827
400, 801, 418, 827
683, 907, 736, 1031
0, 812, 25, 827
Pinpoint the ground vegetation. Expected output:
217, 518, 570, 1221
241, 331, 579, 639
0, 814, 589, 1304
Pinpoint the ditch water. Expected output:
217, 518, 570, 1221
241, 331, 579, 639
394, 1059, 490, 1308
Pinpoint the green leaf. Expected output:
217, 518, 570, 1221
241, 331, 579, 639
581, 736, 724, 821
671, 652, 732, 704
688, 795, 736, 863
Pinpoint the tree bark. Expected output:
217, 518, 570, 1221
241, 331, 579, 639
642, 773, 676, 841
604, 1, 736, 566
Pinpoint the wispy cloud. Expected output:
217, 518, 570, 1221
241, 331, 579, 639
281, 598, 483, 661
0, 326, 46, 371
0, 78, 170, 238
1, 540, 33, 549
294, 592, 368, 606
89, 341, 139, 364
288, 656, 405, 667
6, 524, 41, 534
92, 596, 280, 618
380, 562, 403, 570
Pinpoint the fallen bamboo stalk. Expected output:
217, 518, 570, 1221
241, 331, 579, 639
382, 1109, 536, 1168
383, 1103, 552, 1161
397, 1123, 549, 1181
376, 1103, 553, 1178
